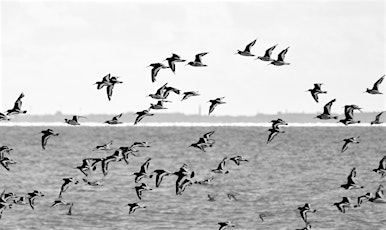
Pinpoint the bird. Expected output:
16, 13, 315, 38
150, 100, 168, 110
270, 47, 290, 66
195, 176, 215, 185
236, 39, 257, 56
229, 155, 248, 166
92, 140, 113, 151
298, 203, 316, 224
75, 158, 103, 176
267, 126, 285, 144
0, 146, 12, 160
6, 93, 27, 115
208, 97, 226, 115
133, 158, 152, 183
270, 118, 288, 128
147, 83, 169, 100
315, 99, 338, 120
227, 192, 239, 201
101, 155, 120, 176
371, 112, 384, 125
307, 83, 327, 103
186, 52, 208, 67
134, 183, 152, 200
0, 112, 10, 121
333, 197, 351, 213
163, 86, 181, 97
148, 63, 169, 83
372, 155, 386, 178
165, 53, 185, 74
0, 157, 16, 171
150, 169, 171, 187
83, 178, 104, 186
130, 141, 151, 150
189, 131, 215, 152
259, 213, 266, 222
181, 91, 200, 101
51, 199, 71, 208
13, 196, 28, 205
105, 113, 123, 125
65, 115, 86, 125
211, 157, 229, 174
339, 106, 360, 125
127, 202, 146, 215
41, 129, 59, 150
365, 75, 384, 94
94, 73, 112, 89
355, 193, 371, 207
173, 164, 195, 195
256, 44, 277, 61
27, 190, 44, 210
340, 168, 363, 190
176, 177, 194, 195
58, 177, 79, 198
218, 221, 235, 230
134, 109, 154, 125
339, 136, 360, 153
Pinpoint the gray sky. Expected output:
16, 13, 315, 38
1, 0, 385, 116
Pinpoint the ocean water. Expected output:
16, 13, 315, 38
0, 126, 385, 230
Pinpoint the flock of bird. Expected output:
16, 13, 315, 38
0, 38, 385, 230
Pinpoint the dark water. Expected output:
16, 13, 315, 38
0, 126, 385, 230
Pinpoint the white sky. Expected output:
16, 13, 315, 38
1, 0, 385, 116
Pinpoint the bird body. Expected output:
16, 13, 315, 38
187, 52, 208, 67
236, 39, 256, 56
270, 47, 290, 66
165, 53, 185, 74
371, 112, 384, 125
65, 115, 86, 125
365, 75, 384, 94
257, 45, 277, 61
315, 99, 338, 120
308, 83, 327, 103
209, 97, 226, 115
105, 113, 123, 125
6, 93, 27, 115
134, 109, 154, 125
182, 91, 200, 101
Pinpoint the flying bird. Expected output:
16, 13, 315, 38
270, 47, 290, 66
307, 83, 327, 103
148, 63, 169, 83
208, 97, 226, 115
65, 115, 86, 126
105, 113, 123, 125
165, 53, 185, 74
58, 177, 79, 198
371, 112, 384, 125
92, 140, 113, 151
27, 190, 44, 210
256, 44, 277, 61
315, 99, 338, 120
340, 168, 363, 190
41, 129, 59, 150
218, 221, 235, 230
365, 75, 384, 94
236, 39, 257, 56
372, 155, 386, 178
134, 183, 152, 200
0, 113, 10, 121
6, 93, 27, 116
134, 109, 154, 125
186, 52, 208, 67
298, 203, 316, 224
339, 106, 360, 125
127, 202, 146, 215
181, 91, 200, 101
333, 197, 351, 213
211, 157, 229, 174
150, 169, 171, 188
339, 136, 360, 153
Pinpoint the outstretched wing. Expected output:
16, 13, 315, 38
244, 39, 256, 52
264, 45, 277, 57
277, 47, 289, 62
151, 66, 161, 83
323, 99, 336, 115
195, 52, 208, 63
112, 113, 122, 121
372, 75, 384, 90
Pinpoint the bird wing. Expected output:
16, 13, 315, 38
139, 159, 151, 174
203, 131, 215, 139
323, 99, 336, 115
168, 59, 176, 73
112, 113, 122, 121
277, 47, 289, 62
106, 85, 114, 101
209, 102, 218, 115
195, 52, 208, 63
379, 156, 386, 170
344, 107, 354, 120
41, 134, 50, 150
373, 75, 384, 90
314, 83, 322, 91
244, 39, 256, 52
375, 112, 384, 122
341, 142, 349, 153
155, 83, 168, 96
151, 66, 161, 83
264, 45, 277, 57
311, 91, 319, 103
267, 130, 278, 144
172, 53, 181, 59
102, 73, 111, 82
134, 114, 144, 125
13, 93, 24, 110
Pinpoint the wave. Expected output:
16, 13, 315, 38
0, 122, 384, 127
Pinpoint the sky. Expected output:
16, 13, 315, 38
1, 0, 385, 116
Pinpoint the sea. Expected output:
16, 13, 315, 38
0, 123, 385, 230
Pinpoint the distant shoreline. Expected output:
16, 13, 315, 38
0, 122, 384, 127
